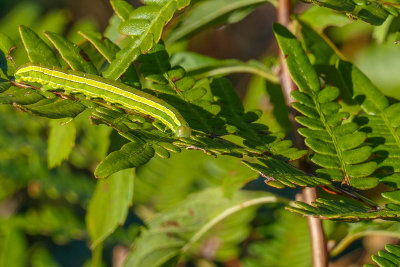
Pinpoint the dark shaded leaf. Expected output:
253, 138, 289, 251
25, 98, 85, 119
94, 141, 155, 178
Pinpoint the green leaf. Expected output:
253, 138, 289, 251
119, 19, 150, 36
337, 63, 400, 182
78, 30, 141, 88
327, 221, 400, 258
298, 20, 340, 69
103, 0, 191, 80
31, 246, 60, 267
66, 18, 99, 44
372, 15, 400, 44
134, 149, 258, 212
170, 52, 278, 82
294, 86, 377, 188
382, 190, 400, 204
0, 227, 27, 267
166, 0, 274, 43
78, 30, 119, 62
348, 177, 379, 190
33, 9, 69, 36
273, 23, 320, 92
25, 98, 86, 119
11, 205, 85, 243
298, 20, 400, 189
135, 149, 210, 210
124, 187, 281, 267
300, 5, 350, 30
86, 168, 134, 248
337, 60, 389, 115
307, 0, 390, 25
317, 86, 340, 103
47, 119, 76, 168
287, 197, 400, 221
211, 78, 305, 160
104, 15, 123, 42
218, 156, 259, 198
242, 210, 311, 267
367, 244, 400, 267
19, 25, 60, 66
242, 158, 330, 188
356, 40, 400, 99
94, 141, 155, 178
0, 33, 15, 88
244, 74, 290, 132
44, 31, 98, 74
110, 0, 135, 21
0, 2, 41, 40
138, 44, 227, 136
276, 24, 378, 189
385, 103, 400, 127
0, 87, 44, 105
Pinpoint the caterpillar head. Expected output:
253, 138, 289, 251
176, 125, 191, 138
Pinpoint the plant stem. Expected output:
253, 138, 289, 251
181, 196, 285, 253
276, 0, 328, 266
330, 230, 400, 257
92, 243, 104, 267
302, 187, 329, 267
193, 65, 279, 83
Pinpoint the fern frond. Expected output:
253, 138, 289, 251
274, 23, 378, 189
356, 110, 400, 177
300, 21, 400, 186
338, 62, 400, 179
138, 43, 225, 135
210, 78, 306, 160
287, 198, 400, 221
242, 158, 330, 188
366, 244, 400, 267
292, 87, 378, 189
297, 20, 400, 202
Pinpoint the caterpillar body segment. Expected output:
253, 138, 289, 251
15, 63, 191, 138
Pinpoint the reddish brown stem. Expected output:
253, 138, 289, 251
276, 1, 328, 267
302, 188, 329, 267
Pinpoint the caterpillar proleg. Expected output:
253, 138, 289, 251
15, 63, 191, 137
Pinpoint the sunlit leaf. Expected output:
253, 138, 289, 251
47, 119, 76, 168
86, 168, 135, 248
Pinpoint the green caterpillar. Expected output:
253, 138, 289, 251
14, 63, 192, 138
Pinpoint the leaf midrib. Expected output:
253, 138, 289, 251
310, 90, 348, 183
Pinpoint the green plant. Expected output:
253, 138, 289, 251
1, 0, 400, 266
